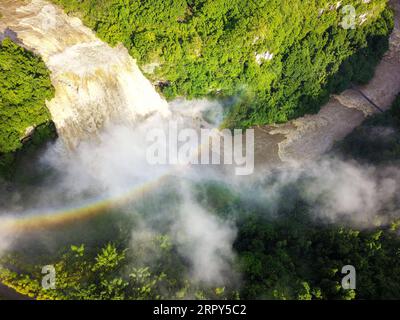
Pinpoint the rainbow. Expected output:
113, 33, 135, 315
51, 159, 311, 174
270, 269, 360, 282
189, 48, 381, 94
0, 173, 172, 233
0, 133, 217, 234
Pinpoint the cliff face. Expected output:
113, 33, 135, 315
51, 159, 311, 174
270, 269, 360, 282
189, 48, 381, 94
254, 0, 400, 166
1, 0, 399, 166
0, 0, 169, 148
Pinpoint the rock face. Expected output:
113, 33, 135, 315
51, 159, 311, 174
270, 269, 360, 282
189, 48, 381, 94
254, 0, 400, 165
1, 0, 399, 164
0, 0, 170, 148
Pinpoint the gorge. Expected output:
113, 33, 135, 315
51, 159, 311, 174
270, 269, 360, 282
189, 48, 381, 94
0, 0, 400, 300
0, 0, 170, 149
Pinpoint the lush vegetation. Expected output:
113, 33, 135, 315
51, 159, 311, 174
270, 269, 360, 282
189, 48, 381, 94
0, 39, 56, 178
2, 190, 400, 300
0, 0, 399, 301
52, 0, 393, 127
2, 95, 400, 300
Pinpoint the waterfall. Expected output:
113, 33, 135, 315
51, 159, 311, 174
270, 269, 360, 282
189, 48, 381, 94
0, 0, 170, 148
2, 0, 400, 165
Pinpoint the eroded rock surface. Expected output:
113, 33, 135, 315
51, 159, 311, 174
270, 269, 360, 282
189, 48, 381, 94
0, 0, 169, 148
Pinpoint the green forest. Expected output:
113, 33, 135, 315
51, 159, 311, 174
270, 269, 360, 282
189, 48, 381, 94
0, 38, 56, 178
0, 0, 394, 174
1, 94, 400, 300
0, 0, 399, 301
52, 0, 393, 127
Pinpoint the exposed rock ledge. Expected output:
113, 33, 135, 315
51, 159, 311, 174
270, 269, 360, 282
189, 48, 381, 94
254, 0, 400, 165
1, 0, 399, 165
0, 0, 169, 149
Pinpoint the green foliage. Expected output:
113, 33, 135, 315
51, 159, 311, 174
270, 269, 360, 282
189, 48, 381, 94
0, 121, 57, 179
52, 0, 392, 127
0, 2, 398, 301
0, 153, 16, 179
0, 38, 55, 178
0, 38, 54, 153
71, 244, 85, 257
0, 241, 236, 300
92, 243, 126, 273
233, 211, 400, 300
128, 267, 166, 300
3, 97, 400, 301
2, 205, 400, 300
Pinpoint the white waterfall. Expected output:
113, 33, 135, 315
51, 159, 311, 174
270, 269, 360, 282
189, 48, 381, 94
0, 0, 170, 148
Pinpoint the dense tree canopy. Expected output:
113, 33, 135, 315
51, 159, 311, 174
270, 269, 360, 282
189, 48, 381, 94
0, 39, 54, 154
52, 0, 393, 127
0, 1, 399, 301
2, 95, 400, 300
0, 39, 55, 178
